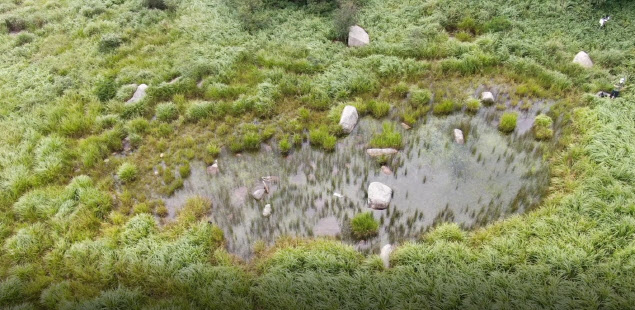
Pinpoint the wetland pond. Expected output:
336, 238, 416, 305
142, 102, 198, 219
164, 104, 551, 259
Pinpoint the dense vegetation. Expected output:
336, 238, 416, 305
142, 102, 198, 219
0, 0, 634, 308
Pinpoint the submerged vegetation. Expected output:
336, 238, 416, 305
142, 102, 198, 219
0, 0, 634, 308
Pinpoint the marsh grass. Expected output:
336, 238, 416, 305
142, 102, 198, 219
370, 122, 403, 149
498, 112, 518, 133
351, 212, 379, 239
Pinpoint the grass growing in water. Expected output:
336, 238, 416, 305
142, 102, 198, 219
350, 212, 379, 239
533, 114, 554, 140
498, 112, 518, 133
370, 122, 403, 149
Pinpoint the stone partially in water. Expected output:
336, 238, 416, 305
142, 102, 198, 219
206, 162, 219, 175
252, 188, 266, 201
366, 148, 398, 157
127, 84, 148, 104
368, 182, 392, 209
453, 129, 464, 144
381, 165, 392, 175
263, 204, 272, 217
481, 91, 494, 104
339, 105, 359, 134
380, 244, 393, 268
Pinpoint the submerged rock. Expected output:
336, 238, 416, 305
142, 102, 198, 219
348, 25, 369, 47
339, 105, 359, 134
368, 182, 392, 209
380, 244, 393, 268
481, 91, 495, 104
252, 188, 266, 201
454, 129, 464, 144
381, 165, 392, 175
126, 84, 148, 104
573, 51, 593, 68
366, 148, 398, 157
263, 204, 272, 217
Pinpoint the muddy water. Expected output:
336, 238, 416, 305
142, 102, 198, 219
164, 107, 550, 259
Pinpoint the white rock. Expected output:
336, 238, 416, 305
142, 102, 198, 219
401, 122, 411, 130
366, 148, 398, 157
333, 192, 344, 198
159, 153, 164, 158
381, 165, 392, 175
481, 91, 495, 104
339, 105, 359, 134
348, 25, 369, 47
380, 244, 393, 268
127, 84, 148, 104
573, 51, 593, 68
367, 182, 392, 209
206, 163, 219, 175
453, 129, 464, 144
252, 189, 266, 201
263, 204, 272, 217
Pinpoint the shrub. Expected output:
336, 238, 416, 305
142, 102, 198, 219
155, 102, 179, 122
370, 122, 403, 149
177, 196, 211, 224
142, 0, 169, 10
309, 126, 338, 151
433, 99, 456, 115
392, 82, 409, 98
127, 118, 150, 134
95, 77, 117, 102
179, 163, 191, 178
351, 212, 379, 239
455, 31, 472, 42
533, 114, 554, 140
98, 34, 123, 53
484, 16, 512, 32
206, 143, 221, 157
409, 88, 432, 106
367, 100, 390, 118
279, 137, 292, 154
186, 101, 214, 122
243, 132, 262, 151
466, 98, 481, 113
14, 32, 35, 46
333, 1, 358, 41
117, 163, 138, 183
498, 112, 518, 133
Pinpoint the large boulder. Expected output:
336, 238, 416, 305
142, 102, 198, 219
127, 84, 148, 104
252, 188, 266, 201
481, 91, 495, 104
380, 244, 393, 268
367, 182, 392, 209
339, 105, 359, 134
453, 129, 464, 144
348, 25, 369, 47
366, 148, 398, 157
573, 51, 593, 68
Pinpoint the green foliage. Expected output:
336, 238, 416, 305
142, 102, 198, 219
177, 196, 211, 224
155, 102, 179, 122
117, 163, 138, 183
95, 77, 117, 102
367, 100, 390, 118
433, 99, 456, 115
498, 112, 518, 133
309, 126, 337, 151
333, 1, 358, 41
350, 212, 379, 239
370, 122, 402, 149
206, 143, 221, 157
409, 88, 432, 107
533, 114, 554, 140
465, 98, 481, 113
279, 137, 292, 154
179, 162, 192, 178
98, 34, 123, 53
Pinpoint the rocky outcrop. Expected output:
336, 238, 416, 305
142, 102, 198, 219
453, 129, 464, 144
481, 91, 494, 104
368, 182, 392, 209
573, 51, 593, 68
348, 25, 369, 47
339, 105, 359, 134
126, 84, 148, 104
380, 244, 393, 268
366, 148, 398, 157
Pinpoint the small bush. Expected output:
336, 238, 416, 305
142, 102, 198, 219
367, 100, 390, 118
98, 34, 123, 53
279, 137, 292, 154
498, 112, 518, 133
207, 143, 221, 157
95, 77, 117, 102
455, 31, 472, 42
370, 122, 402, 149
243, 132, 262, 151
155, 102, 179, 122
179, 163, 191, 178
177, 196, 211, 224
351, 212, 379, 239
117, 162, 138, 183
142, 0, 168, 10
392, 82, 409, 98
466, 98, 481, 113
333, 1, 358, 41
409, 88, 432, 106
433, 99, 456, 115
186, 101, 214, 122
533, 114, 553, 140
484, 16, 512, 32
309, 126, 338, 151
14, 32, 35, 46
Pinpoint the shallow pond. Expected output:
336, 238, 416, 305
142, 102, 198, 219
164, 105, 550, 259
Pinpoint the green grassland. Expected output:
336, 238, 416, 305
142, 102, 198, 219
0, 0, 634, 308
